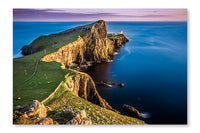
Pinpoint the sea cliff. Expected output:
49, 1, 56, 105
63, 71, 114, 111
40, 20, 128, 68
13, 20, 145, 125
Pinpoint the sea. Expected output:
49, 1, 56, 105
13, 21, 187, 124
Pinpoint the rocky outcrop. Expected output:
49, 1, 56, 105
64, 72, 117, 112
13, 100, 91, 125
38, 117, 56, 125
21, 45, 32, 55
53, 109, 92, 125
123, 104, 140, 116
13, 100, 51, 124
109, 34, 129, 51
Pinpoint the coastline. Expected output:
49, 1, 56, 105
13, 20, 187, 124
13, 20, 146, 125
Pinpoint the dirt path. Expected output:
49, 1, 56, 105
13, 37, 55, 88
13, 58, 39, 88
41, 81, 63, 104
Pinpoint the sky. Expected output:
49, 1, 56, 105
13, 8, 187, 22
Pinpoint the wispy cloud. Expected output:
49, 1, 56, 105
13, 8, 187, 22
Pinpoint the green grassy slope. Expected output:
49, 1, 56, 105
44, 80, 145, 125
13, 29, 83, 106
13, 61, 67, 106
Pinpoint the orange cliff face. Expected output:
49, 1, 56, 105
42, 37, 86, 68
41, 20, 128, 68
64, 72, 115, 112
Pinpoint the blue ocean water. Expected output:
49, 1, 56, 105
13, 22, 92, 58
13, 21, 187, 124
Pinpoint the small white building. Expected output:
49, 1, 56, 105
115, 30, 123, 35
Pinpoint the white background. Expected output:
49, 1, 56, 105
0, 0, 199, 132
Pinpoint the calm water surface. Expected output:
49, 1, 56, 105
13, 21, 187, 124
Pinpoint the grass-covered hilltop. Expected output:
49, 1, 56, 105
13, 20, 146, 125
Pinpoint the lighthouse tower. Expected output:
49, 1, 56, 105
121, 30, 123, 34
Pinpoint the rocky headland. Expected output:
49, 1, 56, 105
21, 20, 128, 111
14, 20, 145, 125
40, 20, 128, 68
